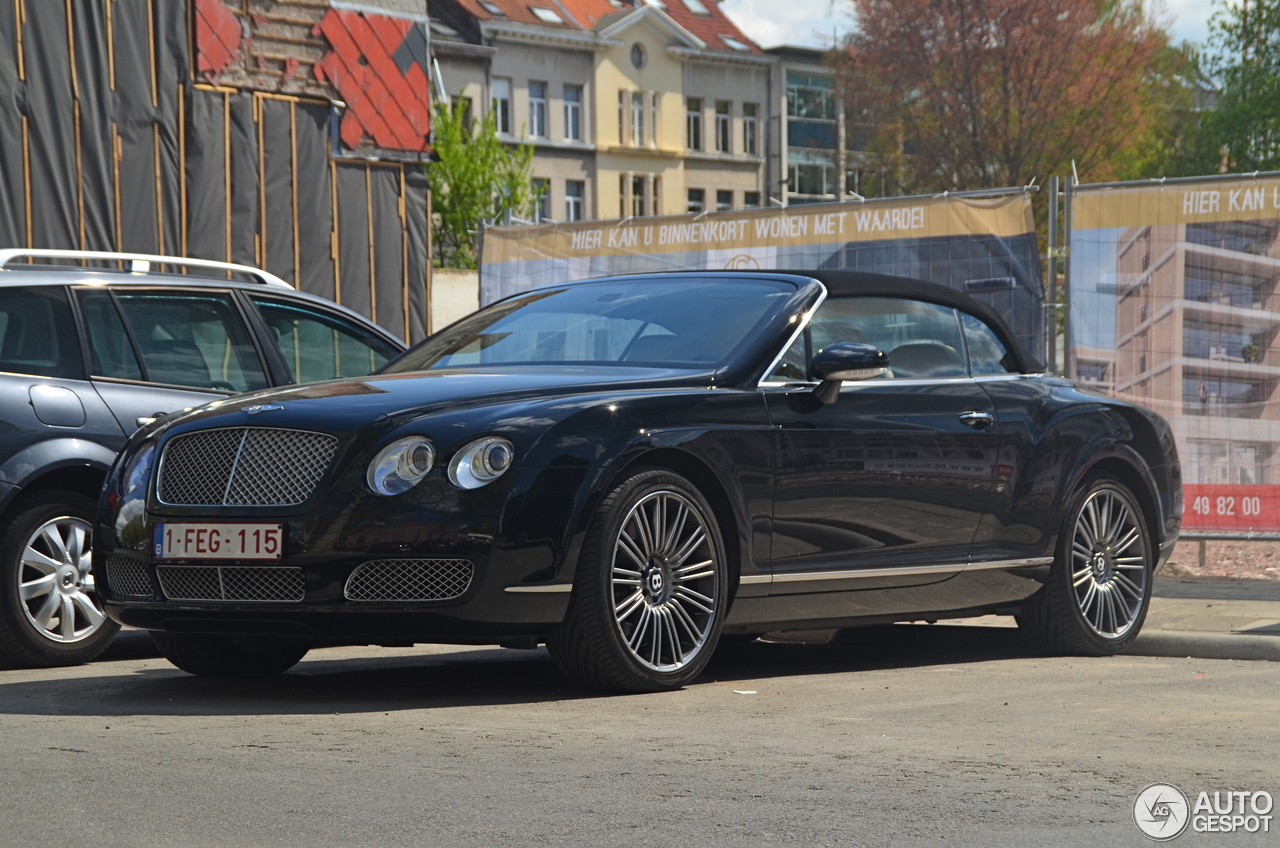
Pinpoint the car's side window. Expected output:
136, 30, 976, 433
248, 297, 399, 382
960, 312, 1014, 375
767, 334, 809, 382
0, 286, 84, 380
76, 291, 144, 381
111, 291, 268, 392
772, 296, 968, 381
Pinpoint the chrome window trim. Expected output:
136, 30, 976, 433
755, 281, 827, 389
758, 375, 981, 389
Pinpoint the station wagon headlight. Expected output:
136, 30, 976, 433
367, 437, 436, 496
448, 437, 515, 489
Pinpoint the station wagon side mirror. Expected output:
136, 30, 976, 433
811, 342, 889, 405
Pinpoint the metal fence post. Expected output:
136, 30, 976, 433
1047, 175, 1058, 373
1062, 175, 1074, 379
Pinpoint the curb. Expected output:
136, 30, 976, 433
1127, 630, 1280, 662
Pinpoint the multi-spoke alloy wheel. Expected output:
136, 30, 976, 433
548, 468, 727, 692
0, 491, 119, 667
611, 490, 720, 672
1070, 488, 1148, 639
1018, 477, 1153, 655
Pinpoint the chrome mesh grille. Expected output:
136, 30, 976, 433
158, 427, 337, 506
104, 556, 154, 599
344, 559, 474, 602
156, 566, 305, 602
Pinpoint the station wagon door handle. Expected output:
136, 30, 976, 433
958, 410, 995, 429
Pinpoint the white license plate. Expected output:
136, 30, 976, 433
154, 523, 284, 561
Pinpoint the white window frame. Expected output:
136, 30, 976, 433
743, 102, 758, 155
492, 78, 512, 134
686, 97, 702, 150
565, 180, 584, 221
564, 84, 582, 140
529, 81, 547, 137
715, 100, 731, 153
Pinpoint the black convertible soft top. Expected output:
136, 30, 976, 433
766, 270, 1041, 374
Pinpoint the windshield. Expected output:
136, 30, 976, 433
382, 278, 795, 373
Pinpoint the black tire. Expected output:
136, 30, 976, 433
547, 467, 729, 693
0, 490, 120, 668
1019, 475, 1153, 655
151, 632, 309, 678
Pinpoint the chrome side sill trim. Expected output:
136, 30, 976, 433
761, 557, 1055, 585
504, 584, 574, 593
771, 563, 967, 583
738, 574, 771, 585
967, 556, 1054, 570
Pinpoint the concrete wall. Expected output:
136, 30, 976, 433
431, 269, 481, 333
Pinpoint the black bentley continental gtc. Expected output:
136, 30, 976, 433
94, 271, 1181, 692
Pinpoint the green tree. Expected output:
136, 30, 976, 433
427, 102, 535, 269
1183, 0, 1280, 173
835, 0, 1173, 190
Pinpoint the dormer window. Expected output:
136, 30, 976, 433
529, 6, 563, 22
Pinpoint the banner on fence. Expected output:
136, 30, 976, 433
480, 193, 1044, 355
1069, 175, 1280, 531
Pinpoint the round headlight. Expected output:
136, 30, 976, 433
448, 437, 516, 489
367, 437, 436, 496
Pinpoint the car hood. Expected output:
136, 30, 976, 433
162, 366, 714, 431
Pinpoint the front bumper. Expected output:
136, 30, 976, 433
95, 465, 594, 644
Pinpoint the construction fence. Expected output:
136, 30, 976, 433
0, 0, 429, 343
480, 190, 1046, 357
1067, 173, 1280, 533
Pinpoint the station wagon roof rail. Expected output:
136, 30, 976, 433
0, 249, 293, 289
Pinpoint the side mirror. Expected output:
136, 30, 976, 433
811, 342, 889, 404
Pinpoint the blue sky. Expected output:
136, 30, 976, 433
721, 0, 1219, 51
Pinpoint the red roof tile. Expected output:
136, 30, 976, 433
555, 0, 761, 53
453, 0, 587, 29
654, 0, 761, 54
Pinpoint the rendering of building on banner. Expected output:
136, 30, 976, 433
0, 0, 431, 342
1070, 177, 1280, 532
480, 192, 1046, 356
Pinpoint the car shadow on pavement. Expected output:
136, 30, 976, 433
0, 624, 1048, 718
702, 624, 1045, 684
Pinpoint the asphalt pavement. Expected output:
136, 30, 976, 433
0, 589, 1276, 848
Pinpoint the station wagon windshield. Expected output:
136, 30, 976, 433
383, 278, 794, 372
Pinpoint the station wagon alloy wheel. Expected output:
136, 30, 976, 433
0, 491, 120, 667
612, 490, 720, 672
18, 515, 105, 644
1071, 488, 1148, 639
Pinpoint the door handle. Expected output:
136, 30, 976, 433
959, 410, 994, 429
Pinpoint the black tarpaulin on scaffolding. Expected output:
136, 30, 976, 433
184, 87, 226, 264
71, 0, 114, 254
0, 3, 26, 249
23, 0, 79, 252
294, 102, 335, 304
0, 2, 428, 343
